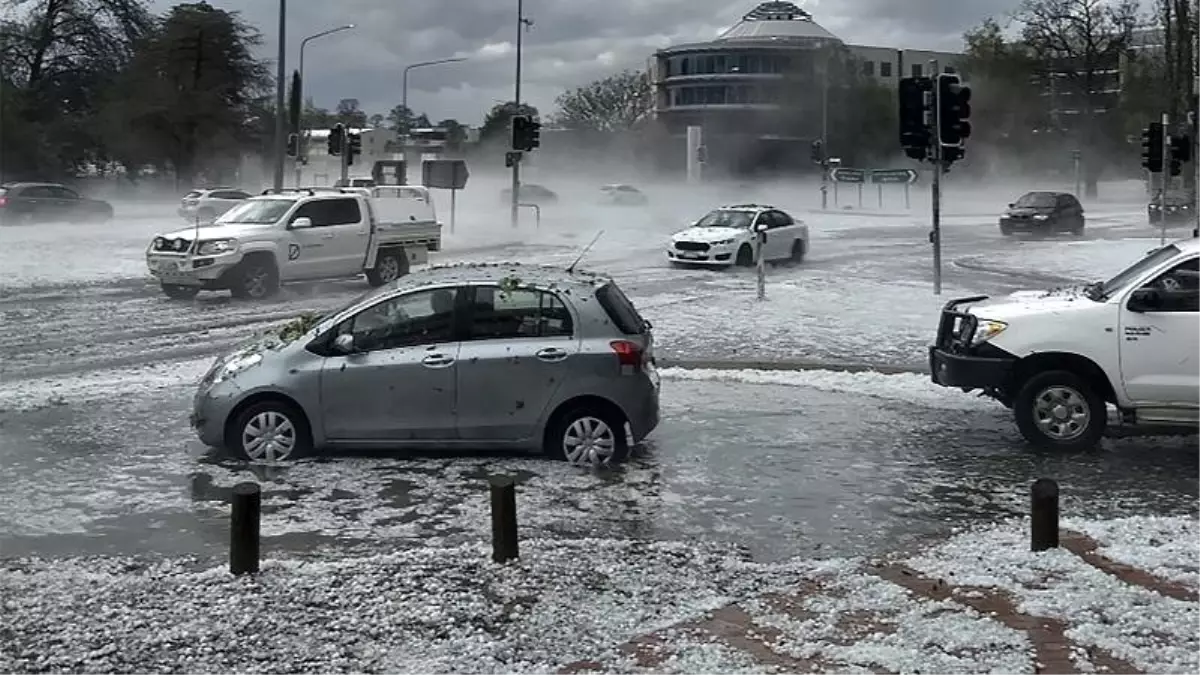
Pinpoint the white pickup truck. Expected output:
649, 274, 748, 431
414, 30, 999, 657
929, 235, 1198, 450
146, 187, 441, 300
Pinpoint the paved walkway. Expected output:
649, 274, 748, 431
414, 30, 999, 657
560, 531, 1196, 674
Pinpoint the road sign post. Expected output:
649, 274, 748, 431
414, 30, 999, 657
422, 159, 471, 233
869, 169, 918, 209
830, 167, 866, 208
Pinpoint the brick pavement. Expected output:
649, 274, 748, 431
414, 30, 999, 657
559, 529, 1196, 674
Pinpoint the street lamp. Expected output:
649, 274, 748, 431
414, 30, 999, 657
296, 23, 355, 184
401, 57, 467, 130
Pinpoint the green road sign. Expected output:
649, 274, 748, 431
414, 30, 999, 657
870, 169, 919, 184
830, 168, 866, 183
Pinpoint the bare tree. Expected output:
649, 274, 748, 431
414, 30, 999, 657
551, 70, 651, 133
1157, 0, 1197, 122
1017, 0, 1138, 195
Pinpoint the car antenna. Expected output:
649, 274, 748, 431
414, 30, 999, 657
566, 230, 604, 274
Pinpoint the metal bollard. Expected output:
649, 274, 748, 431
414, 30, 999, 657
1030, 478, 1060, 552
230, 481, 262, 575
489, 475, 519, 563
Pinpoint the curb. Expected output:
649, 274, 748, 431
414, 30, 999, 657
657, 357, 927, 375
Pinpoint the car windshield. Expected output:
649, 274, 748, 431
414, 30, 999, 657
1088, 244, 1182, 300
184, 190, 202, 198
214, 199, 295, 225
695, 210, 753, 228
1014, 193, 1056, 208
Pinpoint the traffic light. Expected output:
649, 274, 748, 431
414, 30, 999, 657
1141, 123, 1164, 173
286, 133, 299, 158
937, 73, 971, 155
327, 123, 344, 156
510, 115, 542, 152
347, 133, 362, 166
898, 77, 932, 161
810, 139, 824, 164
1169, 133, 1191, 176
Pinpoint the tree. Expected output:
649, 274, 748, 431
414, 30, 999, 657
368, 113, 384, 128
334, 97, 367, 128
478, 101, 538, 145
301, 97, 333, 128
106, 1, 268, 187
386, 104, 432, 133
1157, 0, 1196, 124
436, 118, 467, 146
1015, 0, 1139, 195
551, 69, 651, 132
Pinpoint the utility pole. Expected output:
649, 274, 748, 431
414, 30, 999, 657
272, 0, 288, 191
510, 0, 526, 229
1162, 112, 1171, 245
929, 59, 943, 296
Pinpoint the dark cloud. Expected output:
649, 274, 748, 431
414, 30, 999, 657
147, 0, 1020, 125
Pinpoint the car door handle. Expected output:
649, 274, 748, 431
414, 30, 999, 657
536, 347, 568, 362
422, 354, 455, 368
320, 233, 336, 240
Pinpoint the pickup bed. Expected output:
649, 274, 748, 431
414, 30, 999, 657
146, 187, 442, 300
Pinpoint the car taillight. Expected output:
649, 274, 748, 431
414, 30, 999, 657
610, 340, 643, 369
0, 197, 7, 207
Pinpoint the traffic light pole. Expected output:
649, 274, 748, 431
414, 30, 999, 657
1161, 112, 1170, 245
930, 60, 943, 296
510, 0, 525, 229
340, 130, 350, 186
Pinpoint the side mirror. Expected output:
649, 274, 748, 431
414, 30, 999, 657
333, 333, 358, 353
1007, 203, 1015, 208
753, 222, 769, 233
290, 216, 313, 229
1127, 288, 1162, 313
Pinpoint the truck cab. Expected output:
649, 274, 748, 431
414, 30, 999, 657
146, 189, 441, 300
930, 236, 1199, 450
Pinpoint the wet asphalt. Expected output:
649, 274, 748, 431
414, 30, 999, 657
0, 188, 1195, 562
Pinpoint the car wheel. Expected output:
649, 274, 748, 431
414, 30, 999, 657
735, 244, 754, 267
161, 284, 199, 300
1000, 226, 1013, 236
230, 258, 279, 300
229, 400, 312, 462
546, 404, 629, 467
1013, 370, 1107, 451
789, 238, 806, 262
366, 249, 409, 286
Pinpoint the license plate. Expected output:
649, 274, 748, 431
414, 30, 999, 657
678, 251, 701, 259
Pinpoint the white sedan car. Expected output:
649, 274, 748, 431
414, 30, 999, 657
667, 204, 809, 267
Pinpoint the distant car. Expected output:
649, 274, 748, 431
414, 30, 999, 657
179, 188, 253, 223
334, 176, 376, 188
600, 184, 648, 206
0, 182, 113, 225
1149, 189, 1194, 225
190, 264, 660, 467
501, 183, 558, 205
999, 191, 1085, 236
667, 204, 809, 267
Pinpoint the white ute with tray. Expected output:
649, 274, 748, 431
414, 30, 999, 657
146, 187, 441, 300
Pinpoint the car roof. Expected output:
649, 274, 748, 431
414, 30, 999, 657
717, 203, 774, 211
380, 262, 615, 295
2, 181, 66, 189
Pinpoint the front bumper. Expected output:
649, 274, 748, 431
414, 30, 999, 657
929, 295, 1017, 390
1000, 217, 1052, 231
146, 252, 238, 287
667, 243, 736, 265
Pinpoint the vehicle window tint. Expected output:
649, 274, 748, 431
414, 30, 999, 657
47, 187, 77, 199
770, 211, 792, 227
1144, 258, 1199, 312
210, 190, 245, 200
325, 198, 361, 225
339, 288, 459, 351
23, 186, 54, 198
184, 190, 203, 198
291, 200, 330, 225
595, 282, 646, 335
467, 286, 573, 339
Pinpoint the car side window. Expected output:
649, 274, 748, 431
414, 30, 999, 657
770, 210, 793, 227
1139, 258, 1199, 312
211, 190, 247, 200
325, 198, 362, 225
467, 286, 573, 340
50, 186, 79, 199
23, 186, 54, 198
337, 288, 459, 352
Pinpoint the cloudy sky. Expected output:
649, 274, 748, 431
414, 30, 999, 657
148, 0, 1023, 125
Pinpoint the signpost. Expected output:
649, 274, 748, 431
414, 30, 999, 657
421, 159, 470, 233
829, 167, 866, 207
870, 168, 920, 209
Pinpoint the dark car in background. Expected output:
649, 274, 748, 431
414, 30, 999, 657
0, 182, 114, 225
999, 191, 1085, 236
1148, 189, 1194, 225
599, 184, 649, 206
500, 183, 558, 205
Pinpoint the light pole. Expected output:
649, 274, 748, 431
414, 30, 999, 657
402, 57, 467, 131
296, 23, 354, 186
511, 0, 533, 228
272, 0, 287, 191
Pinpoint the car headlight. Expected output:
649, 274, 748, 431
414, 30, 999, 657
211, 352, 263, 385
1033, 214, 1049, 221
971, 319, 1008, 345
711, 238, 735, 246
197, 239, 237, 255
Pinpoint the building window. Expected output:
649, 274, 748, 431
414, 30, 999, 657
862, 60, 875, 76
681, 57, 690, 75
911, 63, 922, 77
663, 59, 672, 77
880, 61, 892, 77
944, 65, 956, 74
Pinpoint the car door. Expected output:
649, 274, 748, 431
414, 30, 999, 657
318, 286, 462, 442
1118, 256, 1200, 406
48, 186, 83, 220
766, 210, 797, 260
19, 185, 56, 220
317, 197, 370, 274
283, 199, 355, 279
454, 285, 578, 442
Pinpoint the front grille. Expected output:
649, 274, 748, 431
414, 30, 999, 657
675, 241, 710, 252
934, 296, 989, 354
153, 236, 193, 253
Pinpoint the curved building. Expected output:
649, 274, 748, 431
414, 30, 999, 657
648, 1, 961, 175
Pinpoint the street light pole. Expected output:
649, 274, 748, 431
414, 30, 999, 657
296, 24, 355, 186
272, 0, 287, 191
510, 0, 531, 228
401, 57, 468, 129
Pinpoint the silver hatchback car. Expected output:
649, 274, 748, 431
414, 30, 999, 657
190, 264, 661, 466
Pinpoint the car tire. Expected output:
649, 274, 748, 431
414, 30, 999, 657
229, 257, 279, 300
1013, 370, 1107, 452
366, 249, 409, 287
735, 244, 754, 267
1000, 225, 1013, 236
161, 284, 199, 300
227, 399, 312, 462
545, 404, 629, 467
789, 238, 806, 262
